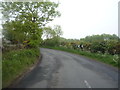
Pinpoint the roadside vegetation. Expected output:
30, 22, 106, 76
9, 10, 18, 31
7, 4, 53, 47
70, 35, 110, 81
1, 1, 60, 88
43, 46, 119, 68
41, 34, 120, 68
2, 48, 39, 88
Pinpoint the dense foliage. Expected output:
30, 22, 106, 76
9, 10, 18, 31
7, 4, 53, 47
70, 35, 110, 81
1, 1, 61, 88
51, 34, 120, 55
79, 34, 120, 55
41, 25, 63, 47
1, 1, 60, 48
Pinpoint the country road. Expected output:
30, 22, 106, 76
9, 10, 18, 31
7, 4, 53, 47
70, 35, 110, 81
15, 48, 118, 88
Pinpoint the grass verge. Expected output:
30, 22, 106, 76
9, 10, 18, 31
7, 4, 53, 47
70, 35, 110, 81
43, 46, 119, 68
2, 48, 40, 88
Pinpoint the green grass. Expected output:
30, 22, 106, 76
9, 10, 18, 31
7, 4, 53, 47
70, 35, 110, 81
2, 48, 40, 88
43, 46, 119, 68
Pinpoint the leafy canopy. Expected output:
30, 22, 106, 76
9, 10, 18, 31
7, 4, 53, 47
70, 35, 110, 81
1, 1, 61, 48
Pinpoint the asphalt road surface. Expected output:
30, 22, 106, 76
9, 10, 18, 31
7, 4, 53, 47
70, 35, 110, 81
15, 48, 118, 88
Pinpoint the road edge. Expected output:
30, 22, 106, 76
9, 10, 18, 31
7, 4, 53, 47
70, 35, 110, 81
43, 48, 119, 71
6, 53, 42, 88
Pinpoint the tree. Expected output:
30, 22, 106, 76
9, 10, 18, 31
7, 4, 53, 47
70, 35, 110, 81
53, 25, 63, 37
42, 25, 63, 39
1, 1, 60, 48
2, 21, 26, 44
42, 26, 55, 39
42, 25, 63, 46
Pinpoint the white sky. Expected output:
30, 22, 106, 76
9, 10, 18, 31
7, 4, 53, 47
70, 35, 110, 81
49, 0, 120, 39
0, 0, 119, 39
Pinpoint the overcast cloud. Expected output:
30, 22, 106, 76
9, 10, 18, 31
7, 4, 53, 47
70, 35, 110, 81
0, 0, 119, 39
49, 0, 119, 39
